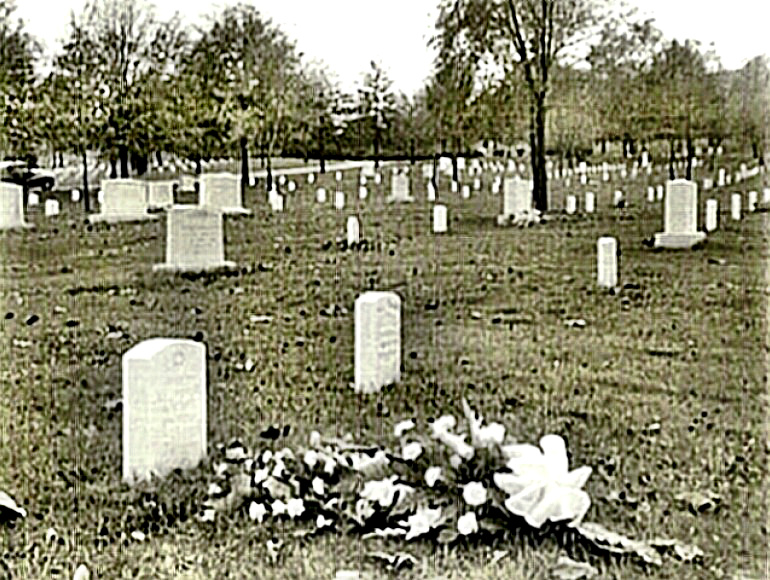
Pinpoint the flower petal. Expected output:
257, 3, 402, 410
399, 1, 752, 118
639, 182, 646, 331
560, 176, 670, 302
562, 466, 592, 489
539, 435, 569, 477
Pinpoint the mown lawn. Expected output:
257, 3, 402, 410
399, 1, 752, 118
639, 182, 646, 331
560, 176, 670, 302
1, 163, 767, 578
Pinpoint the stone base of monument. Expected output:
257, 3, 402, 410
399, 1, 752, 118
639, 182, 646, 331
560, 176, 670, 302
88, 212, 160, 224
152, 261, 237, 273
211, 206, 251, 216
653, 231, 707, 249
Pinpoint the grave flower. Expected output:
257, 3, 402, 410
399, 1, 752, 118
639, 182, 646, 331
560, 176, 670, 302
249, 501, 268, 523
349, 450, 390, 472
311, 477, 325, 496
253, 467, 270, 486
401, 442, 423, 461
304, 449, 319, 469
424, 467, 442, 488
430, 415, 457, 437
394, 419, 416, 438
401, 505, 444, 541
287, 498, 305, 519
436, 431, 475, 460
494, 434, 592, 528
462, 482, 488, 507
360, 476, 414, 508
316, 514, 334, 530
271, 499, 288, 516
355, 499, 376, 522
309, 431, 322, 447
449, 454, 463, 469
457, 512, 479, 535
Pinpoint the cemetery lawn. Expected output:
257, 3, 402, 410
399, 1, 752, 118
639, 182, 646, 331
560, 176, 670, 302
1, 169, 767, 579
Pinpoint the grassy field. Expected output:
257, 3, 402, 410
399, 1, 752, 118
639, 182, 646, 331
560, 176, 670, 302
1, 164, 767, 579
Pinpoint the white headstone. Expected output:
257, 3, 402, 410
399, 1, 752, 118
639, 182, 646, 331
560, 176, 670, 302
472, 178, 481, 191
451, 181, 458, 193
613, 190, 624, 207
360, 174, 367, 186
278, 175, 286, 186
456, 158, 465, 171
390, 174, 412, 202
433, 204, 448, 233
308, 173, 316, 184
585, 192, 595, 213
45, 199, 60, 217
597, 237, 618, 289
726, 174, 732, 186
427, 181, 436, 201
703, 178, 712, 190
270, 193, 284, 212
422, 164, 433, 179
491, 179, 500, 194
717, 168, 725, 187
763, 187, 770, 205
335, 191, 345, 210
747, 190, 758, 212
656, 185, 664, 201
97, 190, 104, 204
147, 181, 175, 209
347, 216, 360, 246
580, 173, 587, 185
154, 207, 235, 272
705, 199, 718, 232
335, 171, 343, 182
316, 188, 327, 204
461, 185, 471, 199
199, 173, 249, 215
731, 193, 741, 220
654, 180, 707, 249
579, 161, 587, 174
71, 189, 81, 202
287, 180, 296, 193
88, 179, 157, 224
647, 186, 655, 203
565, 195, 577, 215
122, 339, 207, 484
502, 177, 532, 216
28, 192, 39, 206
374, 173, 382, 185
354, 292, 401, 394
180, 174, 198, 192
0, 183, 32, 229
359, 186, 368, 200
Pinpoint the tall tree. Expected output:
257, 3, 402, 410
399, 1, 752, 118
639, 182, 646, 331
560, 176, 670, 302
433, 0, 607, 211
358, 61, 397, 166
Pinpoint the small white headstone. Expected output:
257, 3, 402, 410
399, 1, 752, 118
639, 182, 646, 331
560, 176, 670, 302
656, 185, 664, 201
335, 171, 343, 182
647, 186, 655, 202
654, 179, 706, 249
359, 185, 367, 200
613, 190, 624, 207
585, 192, 595, 213
122, 338, 207, 484
450, 181, 458, 193
347, 216, 360, 246
390, 174, 412, 202
71, 189, 81, 202
602, 172, 610, 182
502, 177, 532, 217
726, 174, 732, 186
763, 187, 770, 204
374, 173, 382, 185
457, 158, 465, 171
287, 180, 296, 193
427, 181, 436, 201
597, 237, 618, 289
354, 292, 401, 394
580, 174, 587, 185
335, 191, 345, 210
45, 199, 60, 217
565, 195, 577, 215
491, 179, 500, 194
359, 174, 367, 186
0, 183, 32, 229
461, 185, 471, 199
705, 199, 718, 232
717, 168, 725, 187
97, 190, 104, 204
747, 190, 758, 212
154, 207, 235, 272
472, 178, 481, 191
731, 193, 741, 220
278, 175, 286, 186
433, 204, 448, 233
147, 181, 175, 209
28, 192, 40, 206
270, 193, 284, 212
316, 188, 327, 204
308, 173, 316, 184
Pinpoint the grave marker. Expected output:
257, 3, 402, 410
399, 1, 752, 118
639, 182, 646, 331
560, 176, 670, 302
354, 292, 401, 394
316, 188, 327, 204
653, 179, 707, 249
585, 192, 595, 213
566, 195, 577, 215
731, 193, 741, 220
433, 204, 448, 233
390, 173, 412, 202
122, 339, 207, 484
287, 181, 296, 193
461, 184, 471, 199
88, 179, 157, 224
347, 216, 360, 246
199, 173, 249, 215
308, 173, 316, 184
28, 192, 39, 206
359, 186, 367, 200
427, 181, 436, 201
597, 237, 618, 288
71, 189, 81, 202
147, 181, 175, 209
656, 185, 664, 201
0, 183, 32, 229
502, 177, 532, 216
153, 206, 235, 272
705, 199, 718, 232
748, 190, 758, 212
45, 199, 60, 217
335, 191, 345, 210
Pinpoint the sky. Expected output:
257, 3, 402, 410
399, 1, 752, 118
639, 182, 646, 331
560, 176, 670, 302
13, 0, 770, 95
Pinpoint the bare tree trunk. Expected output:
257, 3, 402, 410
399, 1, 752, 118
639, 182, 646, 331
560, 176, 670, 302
668, 139, 676, 181
119, 145, 129, 178
685, 134, 693, 180
240, 136, 249, 197
81, 147, 91, 213
531, 92, 548, 212
156, 151, 163, 166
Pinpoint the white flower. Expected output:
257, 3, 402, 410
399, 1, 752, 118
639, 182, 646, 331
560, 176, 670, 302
355, 498, 375, 522
253, 467, 270, 486
360, 476, 414, 507
206, 483, 223, 497
287, 498, 305, 519
495, 434, 592, 529
271, 499, 287, 516
402, 442, 423, 461
474, 423, 506, 449
276, 448, 294, 462
394, 419, 416, 438
249, 501, 268, 523
261, 450, 273, 464
316, 514, 334, 529
130, 530, 146, 542
457, 512, 479, 535
73, 564, 90, 580
271, 460, 285, 478
424, 466, 442, 488
449, 454, 463, 469
304, 450, 319, 469
311, 477, 325, 496
462, 482, 488, 506
349, 450, 390, 472
322, 454, 337, 475
401, 505, 444, 541
438, 431, 475, 459
430, 415, 457, 437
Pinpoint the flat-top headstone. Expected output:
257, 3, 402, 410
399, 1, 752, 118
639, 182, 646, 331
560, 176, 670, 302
656, 185, 664, 201
427, 181, 436, 201
433, 204, 448, 233
71, 189, 81, 202
451, 181, 459, 193
585, 192, 595, 213
502, 177, 532, 216
335, 191, 345, 210
270, 193, 284, 212
0, 183, 32, 229
705, 199, 718, 232
360, 173, 367, 186
45, 199, 60, 217
153, 207, 235, 272
374, 173, 382, 185
147, 181, 176, 209
462, 184, 471, 199
654, 179, 706, 249
597, 237, 618, 289
180, 174, 198, 192
88, 179, 157, 224
28, 192, 40, 206
199, 173, 249, 215
472, 178, 481, 191
731, 193, 741, 220
580, 173, 587, 185
347, 216, 360, 246
123, 338, 207, 484
566, 195, 577, 214
354, 292, 401, 394
717, 168, 725, 186
747, 190, 758, 212
647, 186, 655, 202
389, 174, 412, 202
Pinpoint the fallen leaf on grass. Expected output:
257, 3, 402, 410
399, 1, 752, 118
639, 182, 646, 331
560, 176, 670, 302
550, 556, 598, 579
0, 491, 27, 521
